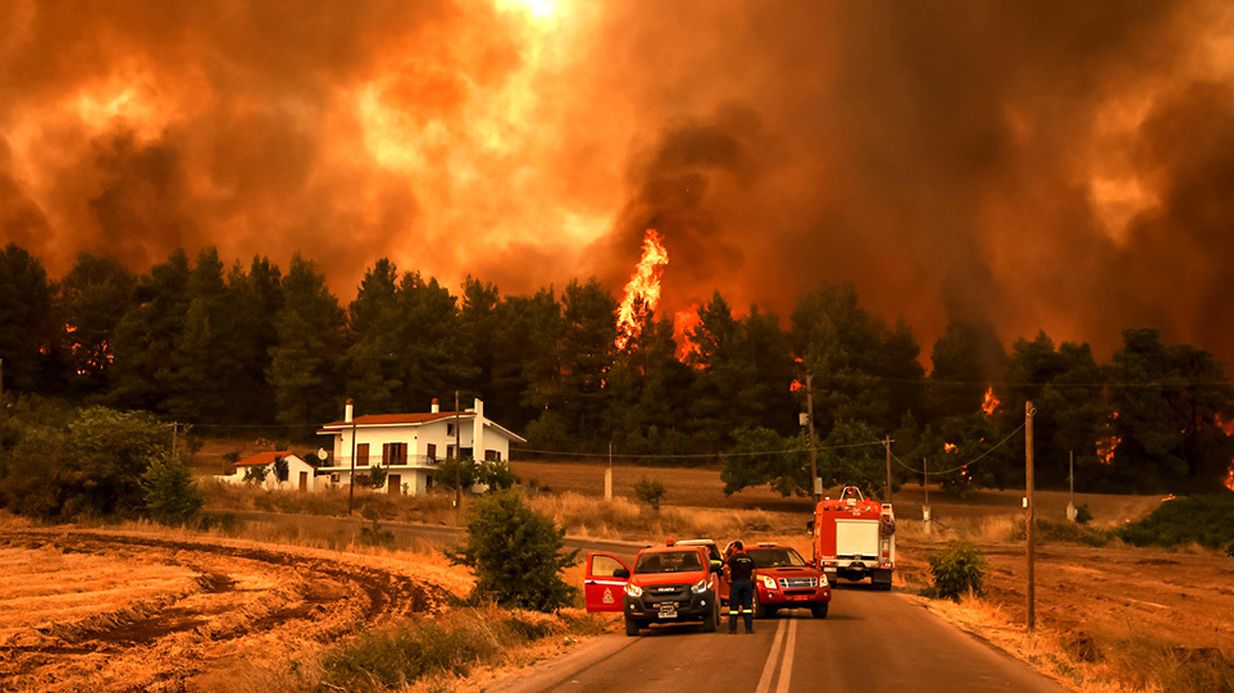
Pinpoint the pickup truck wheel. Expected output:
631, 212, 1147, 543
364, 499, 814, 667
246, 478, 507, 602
752, 592, 767, 619
703, 602, 718, 633
624, 617, 641, 637
811, 603, 829, 619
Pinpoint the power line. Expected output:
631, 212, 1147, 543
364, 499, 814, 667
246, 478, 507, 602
512, 439, 886, 461
804, 373, 1232, 389
888, 422, 1026, 476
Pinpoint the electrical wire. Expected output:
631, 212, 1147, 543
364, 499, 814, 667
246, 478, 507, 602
512, 439, 887, 460
888, 422, 1026, 476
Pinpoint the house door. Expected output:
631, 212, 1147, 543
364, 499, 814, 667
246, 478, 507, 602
387, 474, 401, 495
298, 471, 308, 492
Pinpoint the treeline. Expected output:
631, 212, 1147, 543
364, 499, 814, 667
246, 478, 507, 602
1, 242, 1232, 494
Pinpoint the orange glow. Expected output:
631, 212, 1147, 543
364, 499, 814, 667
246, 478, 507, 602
981, 386, 1000, 416
943, 442, 958, 453
672, 305, 701, 362
790, 379, 804, 393
1160, 493, 1177, 503
1219, 415, 1234, 492
1096, 411, 1121, 464
614, 229, 669, 351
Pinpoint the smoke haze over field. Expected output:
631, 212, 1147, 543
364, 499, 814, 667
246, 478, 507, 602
3, 0, 1234, 363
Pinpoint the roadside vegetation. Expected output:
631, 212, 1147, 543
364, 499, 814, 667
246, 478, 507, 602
1118, 494, 1234, 552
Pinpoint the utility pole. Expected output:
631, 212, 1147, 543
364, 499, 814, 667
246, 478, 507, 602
1025, 400, 1037, 631
348, 402, 357, 515
0, 357, 4, 402
605, 440, 613, 501
170, 422, 178, 459
806, 373, 818, 500
884, 436, 893, 502
922, 456, 931, 537
454, 390, 462, 524
1067, 450, 1076, 523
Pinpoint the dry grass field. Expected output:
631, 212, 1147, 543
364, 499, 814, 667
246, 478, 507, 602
0, 518, 459, 691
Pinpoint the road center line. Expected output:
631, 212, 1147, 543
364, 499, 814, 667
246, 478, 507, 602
774, 617, 798, 693
755, 619, 787, 693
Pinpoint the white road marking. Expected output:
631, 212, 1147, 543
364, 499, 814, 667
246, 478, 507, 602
755, 619, 787, 693
775, 617, 798, 693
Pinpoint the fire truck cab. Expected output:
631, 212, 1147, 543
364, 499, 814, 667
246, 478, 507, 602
584, 542, 723, 636
812, 486, 895, 590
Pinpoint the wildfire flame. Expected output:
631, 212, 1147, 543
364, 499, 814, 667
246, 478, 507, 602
943, 442, 958, 453
1096, 411, 1121, 465
1219, 414, 1234, 492
614, 229, 669, 351
672, 305, 701, 362
790, 379, 804, 392
981, 386, 1000, 416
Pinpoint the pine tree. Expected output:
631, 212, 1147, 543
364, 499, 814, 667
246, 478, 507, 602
269, 254, 345, 427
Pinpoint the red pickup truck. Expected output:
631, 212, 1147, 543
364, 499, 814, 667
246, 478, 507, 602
745, 542, 831, 619
584, 544, 723, 636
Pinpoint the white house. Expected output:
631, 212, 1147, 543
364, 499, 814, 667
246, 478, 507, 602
214, 451, 319, 492
315, 397, 527, 496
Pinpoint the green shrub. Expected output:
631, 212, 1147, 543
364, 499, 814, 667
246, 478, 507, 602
0, 405, 169, 520
1120, 495, 1234, 549
368, 465, 388, 489
1010, 519, 1113, 547
143, 454, 204, 526
633, 477, 666, 511
242, 464, 268, 485
446, 490, 577, 611
319, 608, 565, 691
1074, 503, 1093, 525
925, 541, 986, 601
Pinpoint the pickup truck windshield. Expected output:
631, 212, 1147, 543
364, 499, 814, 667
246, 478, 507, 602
635, 551, 703, 574
748, 548, 808, 568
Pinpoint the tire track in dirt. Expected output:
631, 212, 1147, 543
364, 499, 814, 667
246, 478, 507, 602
0, 529, 452, 692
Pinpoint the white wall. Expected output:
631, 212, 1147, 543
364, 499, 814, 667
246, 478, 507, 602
214, 455, 317, 492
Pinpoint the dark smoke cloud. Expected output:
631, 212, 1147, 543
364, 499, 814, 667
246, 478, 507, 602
2, 0, 1233, 366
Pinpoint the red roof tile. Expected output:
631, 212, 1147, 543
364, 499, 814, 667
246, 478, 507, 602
320, 412, 473, 428
234, 450, 293, 467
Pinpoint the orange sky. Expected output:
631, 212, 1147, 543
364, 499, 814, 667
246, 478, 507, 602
3, 0, 1234, 363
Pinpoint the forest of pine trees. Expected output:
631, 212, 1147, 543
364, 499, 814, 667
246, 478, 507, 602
1, 242, 1232, 495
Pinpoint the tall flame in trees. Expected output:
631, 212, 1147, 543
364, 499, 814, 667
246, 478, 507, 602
981, 387, 1000, 416
1096, 411, 1122, 465
614, 229, 670, 351
672, 306, 702, 362
1218, 414, 1234, 492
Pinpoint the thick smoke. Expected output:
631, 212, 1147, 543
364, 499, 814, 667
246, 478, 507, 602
2, 0, 1233, 364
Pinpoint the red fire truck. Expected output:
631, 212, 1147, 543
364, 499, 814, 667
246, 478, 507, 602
812, 486, 895, 590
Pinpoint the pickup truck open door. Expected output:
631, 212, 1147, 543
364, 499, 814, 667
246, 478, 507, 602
584, 552, 630, 613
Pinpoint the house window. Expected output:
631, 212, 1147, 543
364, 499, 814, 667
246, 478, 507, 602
426, 443, 437, 462
356, 443, 370, 467
485, 449, 502, 462
446, 423, 455, 436
382, 442, 408, 465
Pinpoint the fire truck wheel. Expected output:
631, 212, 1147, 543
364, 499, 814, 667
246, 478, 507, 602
811, 604, 829, 619
624, 617, 642, 637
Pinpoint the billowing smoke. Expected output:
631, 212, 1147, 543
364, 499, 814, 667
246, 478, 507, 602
2, 0, 1233, 364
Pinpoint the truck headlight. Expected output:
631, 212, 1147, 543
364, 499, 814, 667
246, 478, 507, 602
625, 583, 643, 598
759, 575, 778, 590
819, 575, 829, 587
691, 579, 708, 594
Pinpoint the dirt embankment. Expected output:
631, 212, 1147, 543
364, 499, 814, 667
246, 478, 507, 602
0, 529, 453, 692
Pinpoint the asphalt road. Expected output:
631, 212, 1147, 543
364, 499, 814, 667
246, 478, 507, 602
494, 585, 1064, 693
216, 511, 1062, 692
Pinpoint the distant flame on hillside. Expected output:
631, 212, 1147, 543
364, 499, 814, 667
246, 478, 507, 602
1096, 411, 1121, 465
1219, 414, 1234, 492
614, 229, 669, 351
943, 442, 958, 453
981, 387, 1000, 416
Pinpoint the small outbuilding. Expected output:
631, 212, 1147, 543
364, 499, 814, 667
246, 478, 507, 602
214, 450, 318, 492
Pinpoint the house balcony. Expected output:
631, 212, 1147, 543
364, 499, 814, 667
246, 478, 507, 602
317, 454, 444, 471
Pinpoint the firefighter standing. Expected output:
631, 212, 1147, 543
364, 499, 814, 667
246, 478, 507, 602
726, 540, 756, 634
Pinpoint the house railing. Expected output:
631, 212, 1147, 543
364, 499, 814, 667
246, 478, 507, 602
320, 454, 443, 469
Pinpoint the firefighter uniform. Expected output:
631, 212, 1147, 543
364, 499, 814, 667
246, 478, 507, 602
726, 543, 756, 634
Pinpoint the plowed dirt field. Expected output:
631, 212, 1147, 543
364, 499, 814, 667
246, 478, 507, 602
0, 529, 453, 692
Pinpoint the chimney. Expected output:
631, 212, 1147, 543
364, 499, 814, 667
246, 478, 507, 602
472, 398, 485, 462
344, 398, 354, 423
431, 397, 440, 414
